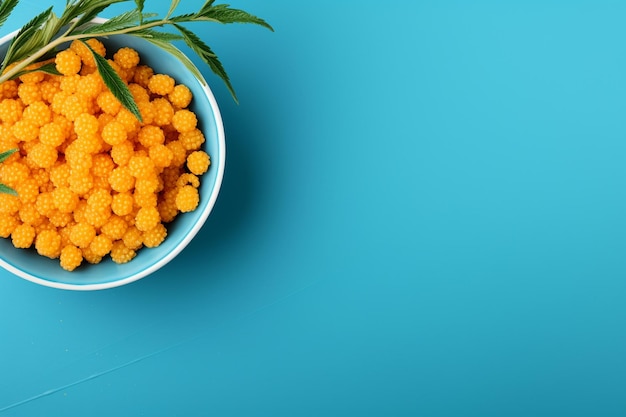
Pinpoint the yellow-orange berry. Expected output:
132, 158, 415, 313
186, 151, 211, 175
17, 82, 42, 105
175, 185, 199, 212
62, 93, 90, 121
114, 47, 140, 70
68, 171, 94, 195
138, 125, 164, 147
137, 101, 154, 125
87, 188, 113, 211
0, 161, 29, 187
28, 143, 58, 168
168, 84, 193, 109
69, 222, 96, 248
48, 209, 72, 228
12, 120, 39, 142
176, 173, 200, 189
81, 246, 103, 264
158, 188, 179, 223
135, 206, 160, 231
0, 99, 23, 123
39, 122, 65, 147
18, 204, 43, 226
133, 189, 157, 208
110, 240, 136, 264
110, 140, 134, 166
148, 74, 175, 96
111, 192, 134, 216
22, 101, 52, 127
108, 166, 135, 192
127, 83, 149, 103
132, 65, 154, 87
77, 72, 103, 98
116, 108, 140, 133
122, 226, 143, 250
89, 234, 113, 257
96, 91, 122, 115
35, 192, 55, 216
11, 223, 35, 248
60, 74, 81, 93
74, 113, 99, 138
171, 109, 197, 133
0, 214, 19, 238
53, 186, 79, 213
50, 162, 71, 187
0, 79, 18, 99
101, 120, 127, 146
179, 128, 205, 151
101, 215, 128, 240
128, 155, 155, 179
35, 229, 62, 258
56, 49, 82, 75
15, 178, 39, 204
166, 141, 188, 167
149, 144, 173, 168
60, 244, 83, 271
40, 79, 61, 103
151, 97, 174, 126
142, 223, 167, 248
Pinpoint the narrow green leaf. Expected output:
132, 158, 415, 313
134, 0, 144, 13
198, 6, 273, 31
0, 148, 17, 163
84, 41, 142, 122
133, 28, 182, 42
134, 0, 144, 24
0, 183, 17, 196
198, 0, 216, 16
0, 0, 19, 32
165, 0, 181, 19
135, 34, 204, 83
174, 23, 237, 102
11, 62, 61, 79
78, 10, 144, 34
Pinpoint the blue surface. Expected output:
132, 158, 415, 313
1, 0, 626, 415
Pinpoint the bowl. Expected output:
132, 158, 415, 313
0, 21, 226, 290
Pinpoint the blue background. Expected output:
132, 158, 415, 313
1, 0, 626, 415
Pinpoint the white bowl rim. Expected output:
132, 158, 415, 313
0, 18, 226, 290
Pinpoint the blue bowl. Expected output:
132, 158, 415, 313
0, 24, 226, 290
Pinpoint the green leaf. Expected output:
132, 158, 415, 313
68, 0, 129, 31
134, 34, 204, 83
166, 0, 181, 19
0, 148, 17, 163
11, 62, 61, 79
2, 6, 52, 70
197, 5, 273, 31
133, 28, 182, 42
0, 183, 17, 196
84, 41, 142, 122
174, 23, 237, 102
0, 0, 19, 32
198, 0, 216, 16
78, 10, 148, 34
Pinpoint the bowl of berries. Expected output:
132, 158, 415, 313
0, 1, 271, 290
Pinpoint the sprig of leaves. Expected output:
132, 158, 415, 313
0, 0, 273, 120
0, 148, 18, 195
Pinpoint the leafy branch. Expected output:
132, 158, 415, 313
0, 0, 272, 119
